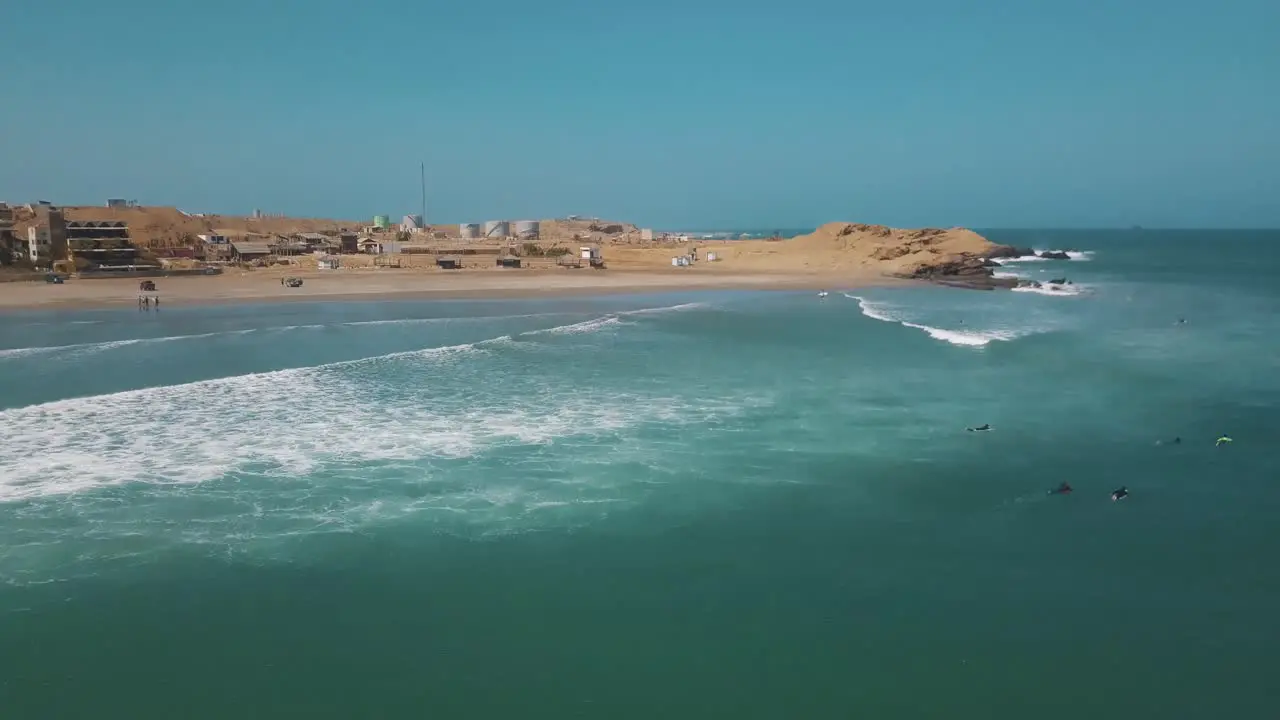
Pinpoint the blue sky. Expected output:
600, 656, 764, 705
4, 0, 1277, 228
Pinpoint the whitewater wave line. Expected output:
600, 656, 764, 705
0, 330, 256, 359
997, 249, 1094, 263
1, 301, 705, 413
0, 310, 635, 360
0, 305, 706, 360
842, 293, 1024, 348
0, 301, 741, 505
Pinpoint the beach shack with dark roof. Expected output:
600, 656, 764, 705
230, 241, 272, 262
338, 232, 358, 254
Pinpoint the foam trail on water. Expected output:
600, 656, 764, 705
522, 316, 626, 336
0, 307, 723, 503
0, 312, 587, 360
341, 311, 571, 328
619, 302, 707, 316
0, 331, 251, 359
517, 302, 705, 338
843, 294, 1022, 348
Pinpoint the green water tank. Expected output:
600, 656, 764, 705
373, 215, 390, 229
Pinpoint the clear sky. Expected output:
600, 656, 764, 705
4, 0, 1277, 228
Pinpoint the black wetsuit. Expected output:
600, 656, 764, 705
1050, 483, 1073, 495
1111, 487, 1129, 501
967, 424, 991, 432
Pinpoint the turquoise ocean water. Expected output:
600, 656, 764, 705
1, 230, 1278, 718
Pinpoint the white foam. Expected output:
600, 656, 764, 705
341, 311, 569, 328
1011, 282, 1088, 297
0, 313, 578, 361
0, 333, 232, 359
522, 316, 626, 336
0, 328, 278, 360
619, 302, 707, 316
999, 249, 1094, 263
0, 310, 739, 504
843, 294, 1023, 348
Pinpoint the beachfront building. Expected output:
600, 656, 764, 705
230, 241, 272, 262
0, 203, 16, 263
338, 232, 358, 254
65, 220, 139, 268
26, 206, 67, 266
198, 241, 233, 262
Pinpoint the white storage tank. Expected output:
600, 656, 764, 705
459, 223, 481, 239
514, 220, 540, 238
483, 220, 510, 238
707, 252, 718, 261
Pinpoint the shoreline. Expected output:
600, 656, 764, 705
0, 268, 914, 312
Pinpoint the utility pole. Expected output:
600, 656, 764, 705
420, 161, 427, 226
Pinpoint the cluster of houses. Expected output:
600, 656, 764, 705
0, 202, 151, 272
196, 231, 404, 264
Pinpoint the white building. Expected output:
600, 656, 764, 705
28, 226, 55, 264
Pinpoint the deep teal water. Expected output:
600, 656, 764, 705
0, 230, 1277, 718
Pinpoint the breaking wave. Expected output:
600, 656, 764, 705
1011, 282, 1089, 297
0, 313, 583, 361
844, 294, 1028, 348
0, 302, 770, 582
0, 302, 737, 504
997, 249, 1094, 263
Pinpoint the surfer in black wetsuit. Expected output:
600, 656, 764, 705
1156, 436, 1182, 446
1049, 482, 1073, 495
1111, 486, 1129, 501
967, 424, 991, 432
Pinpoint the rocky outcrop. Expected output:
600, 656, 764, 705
1039, 251, 1070, 260
742, 222, 1027, 291
895, 255, 1019, 291
983, 245, 1034, 259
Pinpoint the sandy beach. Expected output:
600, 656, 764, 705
0, 266, 903, 310
0, 220, 1013, 310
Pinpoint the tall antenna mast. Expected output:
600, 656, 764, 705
420, 161, 427, 225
